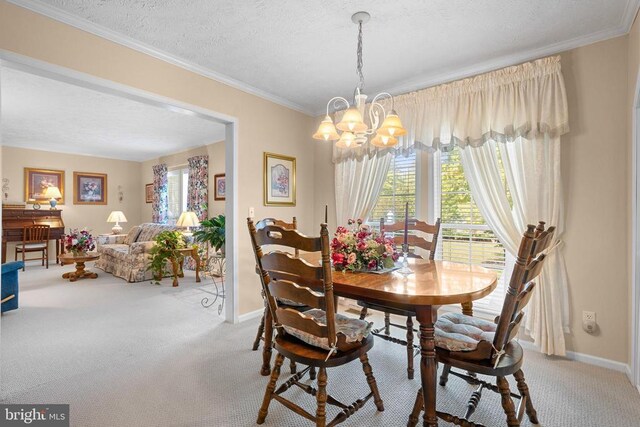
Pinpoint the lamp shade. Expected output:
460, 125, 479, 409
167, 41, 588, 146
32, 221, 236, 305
106, 211, 127, 223
335, 131, 356, 148
371, 133, 399, 148
176, 211, 200, 228
377, 110, 407, 137
44, 186, 62, 199
312, 116, 340, 141
336, 107, 367, 133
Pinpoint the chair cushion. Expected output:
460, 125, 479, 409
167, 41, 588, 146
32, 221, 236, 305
282, 308, 373, 351
15, 243, 47, 250
123, 226, 142, 245
435, 312, 497, 352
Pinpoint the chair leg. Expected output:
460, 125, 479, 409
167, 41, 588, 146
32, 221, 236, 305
514, 369, 539, 424
261, 309, 273, 376
309, 366, 317, 380
360, 353, 384, 411
406, 316, 415, 380
407, 387, 423, 427
22, 250, 26, 271
439, 364, 451, 386
384, 312, 391, 335
45, 248, 49, 269
359, 306, 368, 320
257, 353, 284, 424
252, 309, 266, 351
290, 359, 297, 374
497, 376, 520, 426
316, 367, 328, 427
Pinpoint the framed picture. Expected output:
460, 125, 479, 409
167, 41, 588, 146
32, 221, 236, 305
24, 168, 65, 203
145, 183, 153, 203
263, 152, 296, 206
73, 172, 107, 205
214, 174, 226, 201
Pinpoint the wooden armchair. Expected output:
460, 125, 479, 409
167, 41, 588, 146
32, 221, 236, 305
248, 219, 384, 427
408, 221, 555, 427
15, 225, 50, 271
357, 217, 441, 380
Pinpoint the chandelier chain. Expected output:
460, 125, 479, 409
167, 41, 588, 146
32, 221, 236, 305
356, 20, 364, 91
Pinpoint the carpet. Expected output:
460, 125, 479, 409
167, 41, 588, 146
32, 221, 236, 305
2, 265, 639, 426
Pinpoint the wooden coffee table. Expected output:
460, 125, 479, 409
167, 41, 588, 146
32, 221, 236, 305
59, 252, 100, 282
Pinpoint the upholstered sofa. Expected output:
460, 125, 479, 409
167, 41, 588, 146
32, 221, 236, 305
95, 223, 178, 282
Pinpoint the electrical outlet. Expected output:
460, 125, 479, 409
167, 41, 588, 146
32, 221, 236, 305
582, 311, 597, 334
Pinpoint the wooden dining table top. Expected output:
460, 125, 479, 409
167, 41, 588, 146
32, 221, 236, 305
299, 253, 498, 308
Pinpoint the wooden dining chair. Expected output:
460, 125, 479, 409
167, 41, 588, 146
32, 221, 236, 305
408, 221, 555, 427
252, 217, 311, 377
248, 219, 384, 427
15, 225, 50, 271
357, 217, 441, 380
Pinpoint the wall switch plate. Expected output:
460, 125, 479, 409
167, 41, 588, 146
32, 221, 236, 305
582, 311, 597, 334
249, 207, 255, 218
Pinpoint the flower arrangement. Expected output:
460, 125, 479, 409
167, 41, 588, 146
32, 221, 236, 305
330, 219, 399, 271
64, 228, 95, 256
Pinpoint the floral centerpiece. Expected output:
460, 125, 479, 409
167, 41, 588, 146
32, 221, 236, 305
64, 228, 95, 256
331, 219, 399, 271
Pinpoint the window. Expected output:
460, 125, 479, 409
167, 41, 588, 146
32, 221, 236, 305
370, 152, 417, 224
167, 167, 189, 224
436, 148, 512, 315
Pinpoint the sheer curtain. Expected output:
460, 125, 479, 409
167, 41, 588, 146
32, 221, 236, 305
459, 137, 569, 355
334, 152, 392, 226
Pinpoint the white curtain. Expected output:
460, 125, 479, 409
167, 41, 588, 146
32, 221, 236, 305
459, 136, 569, 355
334, 153, 392, 226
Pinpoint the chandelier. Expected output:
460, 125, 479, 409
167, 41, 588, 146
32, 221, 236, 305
313, 11, 406, 149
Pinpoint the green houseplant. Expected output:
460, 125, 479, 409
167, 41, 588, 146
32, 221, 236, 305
193, 214, 225, 254
147, 230, 187, 283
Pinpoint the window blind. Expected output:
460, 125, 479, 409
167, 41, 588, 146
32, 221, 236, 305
370, 153, 417, 223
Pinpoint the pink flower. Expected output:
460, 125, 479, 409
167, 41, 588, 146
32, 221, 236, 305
332, 252, 345, 266
347, 253, 357, 265
368, 260, 377, 269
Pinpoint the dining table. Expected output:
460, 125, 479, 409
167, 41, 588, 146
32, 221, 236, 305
262, 256, 497, 426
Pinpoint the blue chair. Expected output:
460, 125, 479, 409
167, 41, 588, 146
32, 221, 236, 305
2, 261, 24, 313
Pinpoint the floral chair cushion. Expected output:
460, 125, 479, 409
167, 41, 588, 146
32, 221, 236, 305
434, 312, 497, 352
282, 308, 373, 351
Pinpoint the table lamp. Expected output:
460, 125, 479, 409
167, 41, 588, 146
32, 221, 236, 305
43, 186, 62, 210
176, 211, 200, 236
106, 211, 127, 234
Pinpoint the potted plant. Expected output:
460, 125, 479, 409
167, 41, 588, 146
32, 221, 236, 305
147, 230, 186, 283
193, 214, 225, 255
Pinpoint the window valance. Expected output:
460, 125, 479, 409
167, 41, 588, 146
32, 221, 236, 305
332, 55, 569, 163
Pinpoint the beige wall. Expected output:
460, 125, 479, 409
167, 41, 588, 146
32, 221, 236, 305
140, 142, 225, 222
1, 146, 142, 259
0, 1, 316, 316
313, 36, 632, 363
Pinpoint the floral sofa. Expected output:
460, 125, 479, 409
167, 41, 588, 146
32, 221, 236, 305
95, 223, 177, 282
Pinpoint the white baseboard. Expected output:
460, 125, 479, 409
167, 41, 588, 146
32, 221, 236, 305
518, 340, 630, 374
238, 308, 263, 323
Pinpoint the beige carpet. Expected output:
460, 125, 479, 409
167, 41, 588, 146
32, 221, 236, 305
2, 265, 640, 426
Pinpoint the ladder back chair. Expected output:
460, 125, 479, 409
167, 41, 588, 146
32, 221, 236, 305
408, 221, 556, 427
252, 217, 310, 377
15, 224, 50, 271
357, 217, 441, 380
248, 219, 384, 427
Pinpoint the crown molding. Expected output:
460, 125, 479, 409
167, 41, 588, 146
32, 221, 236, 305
6, 0, 315, 116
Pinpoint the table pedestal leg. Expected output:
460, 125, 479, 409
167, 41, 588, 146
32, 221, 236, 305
62, 261, 98, 282
415, 305, 438, 426
193, 250, 201, 283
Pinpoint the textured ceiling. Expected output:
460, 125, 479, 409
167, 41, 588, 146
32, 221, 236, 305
0, 68, 226, 161
21, 0, 638, 114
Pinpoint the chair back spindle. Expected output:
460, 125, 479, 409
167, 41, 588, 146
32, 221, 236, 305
23, 225, 50, 244
248, 219, 337, 349
492, 221, 556, 354
380, 217, 441, 260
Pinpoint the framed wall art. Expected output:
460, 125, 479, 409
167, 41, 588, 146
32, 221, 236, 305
24, 168, 65, 204
73, 172, 107, 205
145, 183, 153, 203
263, 152, 296, 206
214, 173, 226, 201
